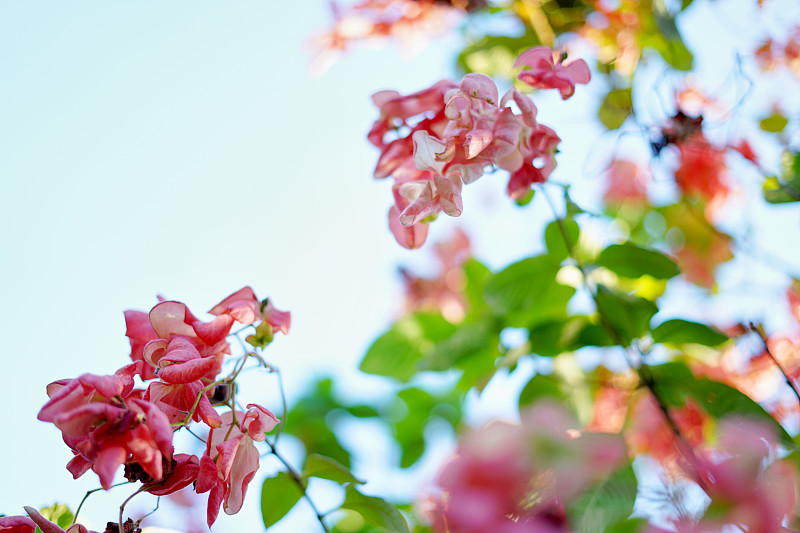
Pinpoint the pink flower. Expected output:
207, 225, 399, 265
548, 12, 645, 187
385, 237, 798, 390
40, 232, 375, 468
143, 453, 200, 496
43, 391, 174, 489
0, 515, 37, 533
388, 205, 429, 250
196, 410, 275, 526
208, 286, 291, 336
21, 508, 96, 533
602, 158, 650, 206
515, 47, 591, 99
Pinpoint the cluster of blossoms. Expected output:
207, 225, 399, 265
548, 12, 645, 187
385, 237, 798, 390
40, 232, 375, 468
3, 287, 289, 530
423, 402, 626, 533
370, 46, 590, 248
311, 0, 485, 74
756, 24, 800, 78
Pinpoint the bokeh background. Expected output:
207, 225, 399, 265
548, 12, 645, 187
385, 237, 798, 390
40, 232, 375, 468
2, 1, 800, 531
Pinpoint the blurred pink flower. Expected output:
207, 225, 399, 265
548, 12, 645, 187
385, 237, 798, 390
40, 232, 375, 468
515, 47, 591, 100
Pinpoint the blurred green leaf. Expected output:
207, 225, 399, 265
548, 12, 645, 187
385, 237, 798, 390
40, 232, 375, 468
760, 113, 789, 133
568, 463, 638, 533
261, 472, 304, 530
545, 218, 580, 262
519, 373, 565, 410
651, 319, 728, 346
360, 313, 456, 381
38, 504, 73, 530
648, 362, 792, 444
303, 454, 365, 485
597, 242, 679, 280
484, 255, 561, 315
457, 33, 539, 77
764, 151, 800, 204
341, 485, 410, 533
598, 88, 633, 130
426, 318, 494, 370
594, 286, 658, 344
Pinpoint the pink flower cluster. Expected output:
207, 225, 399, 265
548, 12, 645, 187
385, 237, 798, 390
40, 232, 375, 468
369, 47, 590, 249
32, 287, 289, 528
426, 402, 625, 533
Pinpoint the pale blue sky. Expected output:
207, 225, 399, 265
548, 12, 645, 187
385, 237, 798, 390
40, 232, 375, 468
2, 1, 800, 532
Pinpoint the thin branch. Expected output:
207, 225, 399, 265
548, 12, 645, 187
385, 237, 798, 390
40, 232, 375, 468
72, 481, 131, 526
750, 322, 800, 406
266, 439, 331, 533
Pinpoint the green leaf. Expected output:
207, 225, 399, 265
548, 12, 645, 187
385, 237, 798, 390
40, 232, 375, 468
568, 463, 638, 533
484, 255, 561, 316
519, 373, 565, 410
605, 518, 648, 533
360, 313, 456, 381
647, 363, 792, 444
456, 33, 539, 78
38, 504, 73, 530
598, 88, 633, 130
594, 286, 658, 344
341, 485, 410, 533
303, 454, 365, 485
261, 472, 304, 530
425, 318, 494, 370
545, 218, 580, 262
760, 113, 789, 133
596, 242, 679, 280
652, 319, 728, 346
764, 151, 800, 204
643, 10, 694, 70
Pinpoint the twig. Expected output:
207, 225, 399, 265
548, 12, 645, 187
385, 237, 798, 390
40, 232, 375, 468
72, 481, 131, 526
750, 322, 800, 406
266, 439, 331, 533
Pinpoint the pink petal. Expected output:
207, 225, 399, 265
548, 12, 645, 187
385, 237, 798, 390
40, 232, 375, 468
146, 454, 200, 496
143, 339, 168, 367
563, 59, 591, 84
223, 437, 260, 515
0, 514, 37, 533
460, 73, 499, 105
388, 206, 429, 250
463, 129, 493, 159
206, 482, 225, 527
412, 130, 448, 174
158, 356, 218, 384
23, 507, 63, 533
514, 46, 555, 69
264, 300, 291, 335
191, 314, 234, 346
131, 398, 174, 459
93, 445, 127, 490
53, 403, 121, 437
196, 454, 220, 494
241, 404, 280, 441
149, 301, 195, 340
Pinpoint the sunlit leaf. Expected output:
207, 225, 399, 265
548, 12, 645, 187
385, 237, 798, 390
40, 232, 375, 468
651, 319, 728, 346
597, 242, 679, 280
568, 463, 638, 533
484, 255, 561, 315
594, 286, 658, 344
341, 485, 410, 533
261, 472, 304, 530
599, 88, 633, 130
544, 218, 580, 262
303, 454, 365, 485
760, 113, 788, 133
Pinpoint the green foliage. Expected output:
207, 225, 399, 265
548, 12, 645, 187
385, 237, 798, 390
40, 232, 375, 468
594, 286, 658, 344
651, 319, 728, 346
596, 242, 679, 280
764, 151, 800, 204
642, 4, 694, 70
648, 362, 793, 444
37, 504, 73, 531
519, 373, 566, 410
484, 255, 562, 315
287, 378, 372, 468
340, 485, 410, 533
760, 112, 789, 133
567, 463, 638, 533
303, 454, 365, 485
544, 218, 580, 262
598, 88, 633, 130
360, 313, 456, 381
456, 33, 538, 78
261, 472, 304, 530
390, 386, 462, 468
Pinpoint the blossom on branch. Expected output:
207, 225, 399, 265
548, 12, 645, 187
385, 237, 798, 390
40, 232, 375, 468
515, 47, 591, 100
